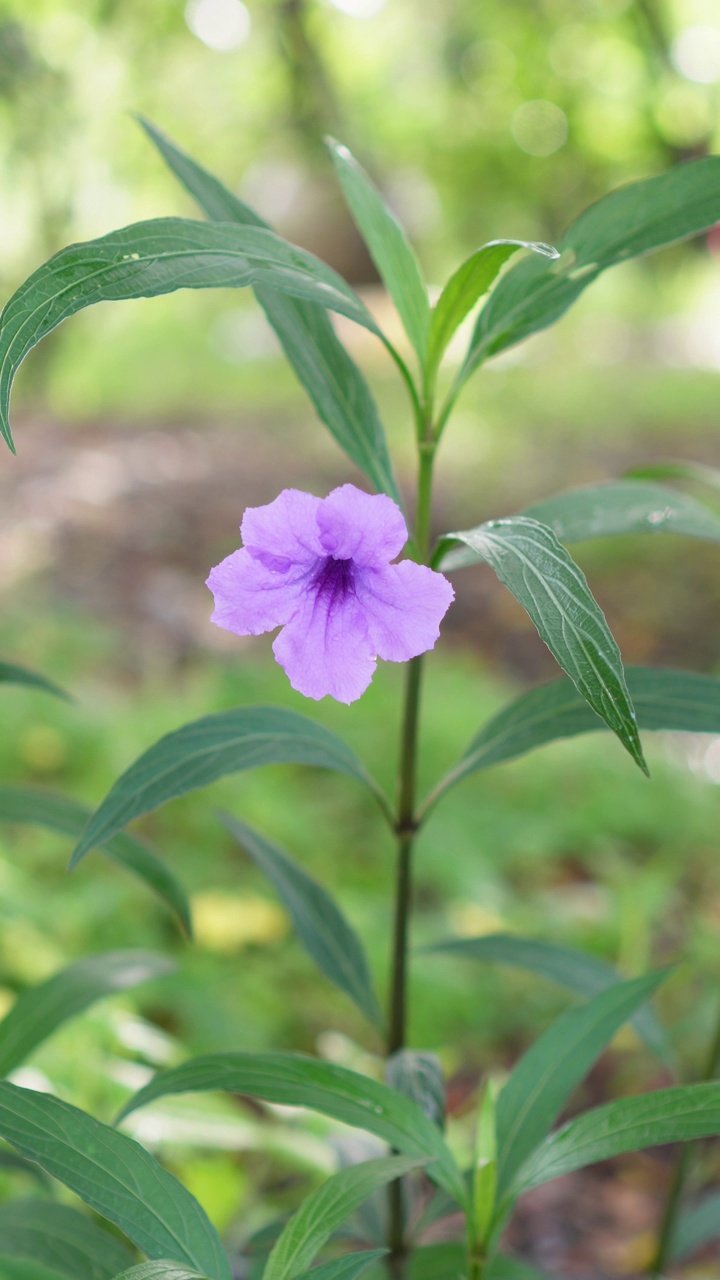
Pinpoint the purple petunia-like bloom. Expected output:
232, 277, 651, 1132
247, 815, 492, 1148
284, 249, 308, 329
206, 484, 454, 703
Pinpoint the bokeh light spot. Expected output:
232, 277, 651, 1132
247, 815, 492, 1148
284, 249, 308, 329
672, 24, 720, 83
655, 83, 712, 146
185, 0, 250, 51
511, 100, 568, 156
328, 0, 386, 16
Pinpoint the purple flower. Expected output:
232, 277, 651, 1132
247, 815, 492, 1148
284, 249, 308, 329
206, 484, 454, 703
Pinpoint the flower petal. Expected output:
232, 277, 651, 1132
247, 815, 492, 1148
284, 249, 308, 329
317, 484, 408, 566
272, 588, 377, 703
241, 489, 324, 567
357, 561, 455, 661
207, 549, 309, 636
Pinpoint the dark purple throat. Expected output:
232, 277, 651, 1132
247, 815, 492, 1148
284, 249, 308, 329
312, 555, 356, 603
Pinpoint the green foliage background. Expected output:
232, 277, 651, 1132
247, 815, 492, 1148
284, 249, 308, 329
1, 0, 720, 1253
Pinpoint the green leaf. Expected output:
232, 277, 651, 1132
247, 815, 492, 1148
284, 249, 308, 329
70, 706, 389, 867
0, 950, 174, 1077
139, 118, 399, 503
0, 663, 70, 701
385, 1051, 445, 1129
420, 933, 671, 1064
111, 1268, 208, 1280
220, 812, 384, 1031
137, 117, 267, 227
117, 1052, 466, 1206
485, 1258, 553, 1280
326, 139, 430, 361
0, 1259, 69, 1280
514, 1082, 720, 1194
461, 155, 720, 378
256, 291, 400, 501
670, 1189, 720, 1261
495, 971, 669, 1198
0, 219, 381, 452
435, 517, 646, 773
406, 1243, 465, 1280
0, 786, 191, 934
422, 666, 720, 810
0, 1199, 134, 1280
265, 1156, 424, 1280
0, 1149, 51, 1186
0, 1083, 231, 1280
626, 459, 720, 495
380, 1246, 551, 1280
427, 241, 557, 380
293, 1251, 387, 1280
521, 480, 720, 546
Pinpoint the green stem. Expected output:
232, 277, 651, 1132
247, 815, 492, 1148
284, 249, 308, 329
388, 658, 424, 1055
652, 997, 720, 1274
386, 438, 436, 1280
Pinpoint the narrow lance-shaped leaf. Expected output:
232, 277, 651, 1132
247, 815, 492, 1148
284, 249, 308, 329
420, 932, 672, 1065
117, 1051, 467, 1206
387, 1248, 551, 1280
435, 517, 646, 772
293, 1252, 388, 1280
521, 480, 720, 547
514, 1082, 720, 1195
111, 1268, 208, 1280
0, 219, 382, 451
406, 1244, 465, 1280
326, 138, 430, 362
0, 950, 174, 1078
626, 459, 720, 495
0, 662, 70, 701
265, 1156, 425, 1280
427, 240, 558, 381
0, 1260, 69, 1280
495, 970, 669, 1198
461, 155, 720, 380
421, 666, 720, 812
220, 812, 384, 1032
0, 1083, 231, 1280
485, 1259, 554, 1280
670, 1189, 720, 1262
0, 785, 192, 934
0, 1199, 135, 1280
139, 118, 399, 503
70, 705, 390, 867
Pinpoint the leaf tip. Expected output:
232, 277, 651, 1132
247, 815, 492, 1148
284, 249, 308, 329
631, 737, 650, 778
1, 420, 17, 455
67, 840, 89, 871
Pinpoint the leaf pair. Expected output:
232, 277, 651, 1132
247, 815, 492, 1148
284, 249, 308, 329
326, 141, 556, 392
4, 124, 720, 475
0, 1078, 451, 1280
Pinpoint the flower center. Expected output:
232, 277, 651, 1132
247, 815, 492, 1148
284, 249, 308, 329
312, 555, 356, 603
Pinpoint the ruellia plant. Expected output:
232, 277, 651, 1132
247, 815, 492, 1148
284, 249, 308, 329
3, 123, 720, 1280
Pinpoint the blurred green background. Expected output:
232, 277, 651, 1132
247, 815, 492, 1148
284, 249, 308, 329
1, 0, 720, 1269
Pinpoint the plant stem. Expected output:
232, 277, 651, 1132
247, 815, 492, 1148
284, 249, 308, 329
386, 435, 436, 1280
388, 660, 423, 1056
652, 996, 720, 1274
